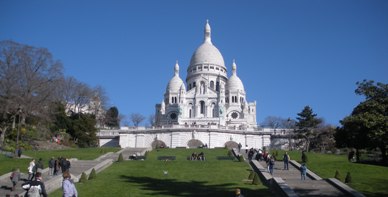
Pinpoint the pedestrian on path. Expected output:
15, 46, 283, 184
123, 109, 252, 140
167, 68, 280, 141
27, 159, 36, 180
300, 163, 307, 180
22, 172, 48, 197
48, 157, 55, 176
283, 152, 290, 170
268, 156, 275, 175
62, 171, 78, 197
10, 168, 20, 191
36, 158, 44, 173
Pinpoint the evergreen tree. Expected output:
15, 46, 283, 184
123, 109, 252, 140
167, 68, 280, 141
334, 170, 341, 181
104, 107, 120, 129
252, 173, 260, 185
79, 172, 88, 182
345, 172, 352, 183
88, 168, 97, 180
117, 153, 124, 162
68, 113, 98, 147
337, 80, 388, 163
295, 106, 322, 152
248, 170, 255, 180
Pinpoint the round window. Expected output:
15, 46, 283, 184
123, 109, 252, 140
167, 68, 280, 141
170, 113, 177, 120
231, 112, 238, 119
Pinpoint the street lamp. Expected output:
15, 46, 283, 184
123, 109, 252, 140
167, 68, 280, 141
16, 107, 22, 150
287, 118, 292, 151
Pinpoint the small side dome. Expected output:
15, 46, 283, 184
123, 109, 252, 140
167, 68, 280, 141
166, 61, 186, 92
226, 60, 245, 92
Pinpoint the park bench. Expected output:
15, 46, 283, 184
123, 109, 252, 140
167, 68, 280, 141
216, 156, 234, 160
129, 155, 146, 160
157, 156, 176, 161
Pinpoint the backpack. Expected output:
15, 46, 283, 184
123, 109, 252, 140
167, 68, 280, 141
27, 185, 41, 197
22, 182, 41, 197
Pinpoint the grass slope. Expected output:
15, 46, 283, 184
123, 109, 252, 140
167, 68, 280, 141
51, 148, 272, 197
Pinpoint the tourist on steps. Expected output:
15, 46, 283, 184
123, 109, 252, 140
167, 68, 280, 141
300, 163, 307, 180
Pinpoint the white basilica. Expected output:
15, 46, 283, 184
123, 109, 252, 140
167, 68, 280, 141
155, 21, 257, 130
98, 21, 274, 149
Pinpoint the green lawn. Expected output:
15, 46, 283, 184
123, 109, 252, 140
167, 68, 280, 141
0, 147, 119, 175
50, 148, 272, 197
282, 150, 388, 197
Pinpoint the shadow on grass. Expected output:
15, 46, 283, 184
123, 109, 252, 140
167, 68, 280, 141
120, 175, 270, 197
293, 187, 347, 197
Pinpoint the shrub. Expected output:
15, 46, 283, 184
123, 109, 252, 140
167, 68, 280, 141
248, 170, 255, 180
301, 151, 308, 163
334, 170, 341, 181
345, 172, 352, 183
88, 168, 96, 180
79, 172, 87, 183
238, 155, 244, 162
227, 150, 233, 157
117, 153, 124, 162
252, 173, 260, 185
144, 151, 149, 159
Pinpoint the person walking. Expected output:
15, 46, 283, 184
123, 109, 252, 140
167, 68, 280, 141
22, 172, 48, 197
62, 171, 78, 197
283, 152, 290, 170
10, 168, 20, 191
48, 157, 55, 176
268, 156, 275, 175
36, 158, 44, 173
27, 159, 36, 180
300, 163, 307, 180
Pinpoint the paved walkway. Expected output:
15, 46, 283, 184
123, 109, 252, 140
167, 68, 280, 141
239, 149, 364, 197
0, 148, 147, 197
257, 160, 346, 197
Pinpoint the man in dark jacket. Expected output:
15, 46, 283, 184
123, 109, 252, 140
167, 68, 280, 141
22, 172, 48, 197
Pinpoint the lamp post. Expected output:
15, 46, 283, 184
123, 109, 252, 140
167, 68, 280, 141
16, 107, 22, 150
287, 118, 292, 151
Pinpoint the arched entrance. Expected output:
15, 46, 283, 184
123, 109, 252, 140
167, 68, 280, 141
224, 141, 238, 149
187, 139, 204, 148
151, 140, 167, 149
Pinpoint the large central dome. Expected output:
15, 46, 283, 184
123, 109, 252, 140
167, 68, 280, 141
188, 21, 225, 69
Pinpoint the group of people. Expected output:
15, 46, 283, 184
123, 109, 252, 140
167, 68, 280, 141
190, 152, 205, 161
9, 156, 78, 196
240, 147, 308, 180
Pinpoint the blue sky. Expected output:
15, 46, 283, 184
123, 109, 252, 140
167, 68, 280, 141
1, 0, 387, 126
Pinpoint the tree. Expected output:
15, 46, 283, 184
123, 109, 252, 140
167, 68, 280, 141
295, 106, 322, 152
312, 125, 336, 152
130, 113, 145, 127
148, 114, 155, 127
262, 116, 285, 130
0, 40, 63, 147
337, 80, 388, 163
68, 112, 98, 147
105, 107, 120, 129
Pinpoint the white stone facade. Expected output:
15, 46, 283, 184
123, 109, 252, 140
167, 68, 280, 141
98, 21, 275, 150
155, 21, 257, 130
